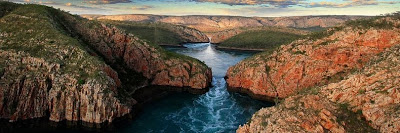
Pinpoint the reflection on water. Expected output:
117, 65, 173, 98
119, 43, 273, 133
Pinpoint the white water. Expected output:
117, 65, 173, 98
119, 43, 272, 133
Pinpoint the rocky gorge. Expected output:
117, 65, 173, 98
0, 2, 211, 124
1, 1, 400, 132
228, 14, 400, 132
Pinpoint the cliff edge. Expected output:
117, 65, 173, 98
0, 2, 211, 124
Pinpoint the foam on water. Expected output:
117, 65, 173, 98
119, 43, 273, 133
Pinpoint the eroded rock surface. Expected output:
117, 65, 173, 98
226, 17, 400, 100
0, 2, 211, 124
238, 44, 400, 133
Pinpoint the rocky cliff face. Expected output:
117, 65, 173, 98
237, 44, 400, 133
0, 2, 211, 124
61, 15, 212, 89
0, 50, 132, 124
226, 17, 400, 101
82, 14, 366, 43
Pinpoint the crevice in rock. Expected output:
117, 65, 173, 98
46, 77, 52, 92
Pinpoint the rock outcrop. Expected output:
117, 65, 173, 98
226, 17, 400, 101
82, 14, 367, 43
0, 50, 132, 124
0, 2, 211, 124
237, 44, 400, 133
60, 14, 212, 89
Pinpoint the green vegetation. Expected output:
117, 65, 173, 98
78, 79, 85, 85
295, 26, 327, 32
0, 1, 20, 18
306, 26, 344, 41
100, 21, 209, 67
345, 16, 398, 29
220, 30, 303, 49
0, 1, 209, 99
0, 2, 112, 85
102, 20, 201, 45
105, 21, 182, 45
296, 87, 321, 95
305, 12, 400, 41
336, 103, 377, 132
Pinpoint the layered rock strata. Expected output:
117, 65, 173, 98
226, 17, 400, 100
0, 2, 211, 124
238, 44, 400, 132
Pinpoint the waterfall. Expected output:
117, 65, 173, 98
208, 37, 212, 44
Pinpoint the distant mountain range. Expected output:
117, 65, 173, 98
82, 14, 369, 32
82, 14, 369, 43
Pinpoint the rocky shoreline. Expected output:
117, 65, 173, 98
227, 15, 400, 132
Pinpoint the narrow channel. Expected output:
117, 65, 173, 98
119, 43, 273, 132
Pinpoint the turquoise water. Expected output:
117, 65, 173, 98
0, 43, 272, 133
118, 43, 272, 133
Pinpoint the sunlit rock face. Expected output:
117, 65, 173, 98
237, 44, 400, 133
231, 16, 400, 132
226, 17, 400, 100
0, 2, 211, 124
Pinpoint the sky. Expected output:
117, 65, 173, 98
9, 0, 400, 17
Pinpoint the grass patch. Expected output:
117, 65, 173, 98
345, 17, 396, 29
78, 79, 85, 85
306, 26, 344, 41
358, 89, 366, 94
294, 26, 327, 32
102, 20, 199, 45
297, 87, 320, 95
293, 50, 306, 55
220, 30, 303, 49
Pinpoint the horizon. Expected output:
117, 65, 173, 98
81, 13, 376, 18
8, 0, 400, 17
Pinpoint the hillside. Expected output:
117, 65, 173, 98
217, 27, 307, 50
82, 14, 367, 43
0, 2, 211, 124
226, 12, 400, 132
238, 44, 400, 133
82, 14, 365, 32
226, 14, 400, 100
101, 21, 209, 46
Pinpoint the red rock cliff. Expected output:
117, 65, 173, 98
226, 17, 400, 101
237, 43, 400, 133
0, 3, 211, 124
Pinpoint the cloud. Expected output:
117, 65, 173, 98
131, 5, 154, 10
307, 0, 399, 8
191, 0, 304, 8
84, 0, 132, 4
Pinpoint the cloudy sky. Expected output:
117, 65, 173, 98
11, 0, 400, 17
